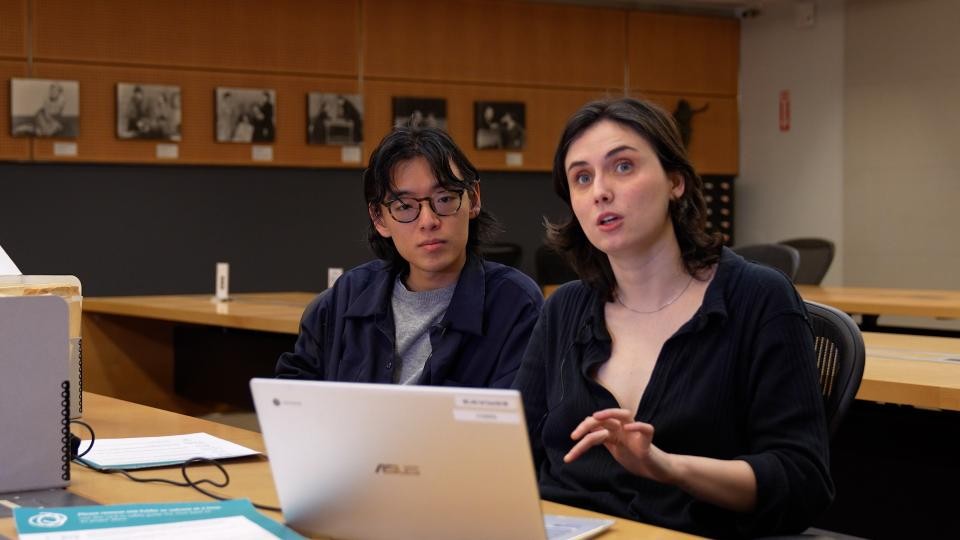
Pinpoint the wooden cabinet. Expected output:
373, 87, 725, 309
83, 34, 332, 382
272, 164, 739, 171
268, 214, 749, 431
628, 12, 739, 96
0, 60, 29, 161
364, 0, 625, 89
32, 0, 358, 76
639, 93, 738, 175
629, 13, 739, 174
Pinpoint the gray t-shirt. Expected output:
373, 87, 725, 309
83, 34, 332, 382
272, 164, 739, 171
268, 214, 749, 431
391, 276, 456, 385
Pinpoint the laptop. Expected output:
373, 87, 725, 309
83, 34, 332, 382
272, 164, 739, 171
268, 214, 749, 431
251, 379, 614, 540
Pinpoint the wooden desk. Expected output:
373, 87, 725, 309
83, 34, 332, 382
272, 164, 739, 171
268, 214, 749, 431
0, 393, 699, 539
82, 293, 316, 413
84, 292, 315, 334
545, 284, 960, 321
796, 285, 960, 320
861, 332, 960, 411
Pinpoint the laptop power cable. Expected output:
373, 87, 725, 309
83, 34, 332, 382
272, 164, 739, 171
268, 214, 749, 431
69, 419, 281, 512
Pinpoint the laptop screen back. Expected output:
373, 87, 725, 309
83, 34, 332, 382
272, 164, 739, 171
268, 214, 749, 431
251, 379, 548, 540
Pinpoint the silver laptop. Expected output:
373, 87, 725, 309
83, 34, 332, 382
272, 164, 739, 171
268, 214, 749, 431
251, 379, 614, 540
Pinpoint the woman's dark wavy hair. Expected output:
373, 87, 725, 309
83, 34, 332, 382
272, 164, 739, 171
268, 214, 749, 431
547, 97, 722, 301
363, 126, 499, 269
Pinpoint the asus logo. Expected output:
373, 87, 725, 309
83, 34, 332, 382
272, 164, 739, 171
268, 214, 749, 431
375, 463, 420, 475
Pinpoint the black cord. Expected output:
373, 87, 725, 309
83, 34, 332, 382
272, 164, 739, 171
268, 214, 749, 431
69, 419, 95, 458
71, 421, 281, 512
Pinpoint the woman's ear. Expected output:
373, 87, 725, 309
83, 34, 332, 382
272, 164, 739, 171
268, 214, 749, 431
669, 173, 685, 199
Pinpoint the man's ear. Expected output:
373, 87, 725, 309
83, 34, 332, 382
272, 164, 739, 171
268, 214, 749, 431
369, 204, 392, 238
468, 183, 482, 218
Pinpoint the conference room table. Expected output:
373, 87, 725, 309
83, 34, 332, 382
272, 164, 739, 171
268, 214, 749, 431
0, 393, 699, 539
543, 283, 960, 322
794, 284, 960, 321
82, 292, 315, 414
82, 291, 960, 413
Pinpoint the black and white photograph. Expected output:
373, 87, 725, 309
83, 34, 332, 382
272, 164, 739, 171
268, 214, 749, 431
215, 87, 276, 143
392, 97, 446, 130
474, 101, 526, 150
10, 78, 80, 138
307, 93, 363, 145
116, 83, 182, 141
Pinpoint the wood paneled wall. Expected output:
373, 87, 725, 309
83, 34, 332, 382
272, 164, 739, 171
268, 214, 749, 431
0, 0, 27, 58
628, 12, 740, 174
363, 0, 625, 89
0, 0, 740, 173
32, 0, 359, 75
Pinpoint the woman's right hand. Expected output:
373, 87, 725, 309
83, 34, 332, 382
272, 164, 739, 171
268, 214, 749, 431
565, 408, 674, 483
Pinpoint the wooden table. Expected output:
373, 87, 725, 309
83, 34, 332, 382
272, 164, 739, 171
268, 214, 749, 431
0, 393, 699, 539
796, 285, 960, 325
861, 332, 960, 411
547, 284, 960, 320
84, 292, 316, 334
82, 293, 316, 414
82, 290, 960, 414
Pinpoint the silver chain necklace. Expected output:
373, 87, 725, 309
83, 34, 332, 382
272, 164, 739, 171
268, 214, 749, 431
615, 274, 695, 315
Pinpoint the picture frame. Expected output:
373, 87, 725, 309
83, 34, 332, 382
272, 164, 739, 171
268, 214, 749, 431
215, 87, 276, 143
10, 78, 80, 139
474, 101, 526, 150
392, 96, 447, 130
307, 93, 363, 145
117, 83, 182, 141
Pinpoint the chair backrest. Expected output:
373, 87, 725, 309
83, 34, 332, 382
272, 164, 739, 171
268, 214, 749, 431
804, 300, 865, 437
480, 242, 523, 268
732, 243, 801, 281
779, 238, 835, 285
534, 244, 579, 287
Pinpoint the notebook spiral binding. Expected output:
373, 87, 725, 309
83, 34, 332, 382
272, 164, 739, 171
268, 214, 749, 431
77, 338, 83, 414
60, 380, 71, 481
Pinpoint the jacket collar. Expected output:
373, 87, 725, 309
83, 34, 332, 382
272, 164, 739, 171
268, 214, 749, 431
343, 253, 486, 336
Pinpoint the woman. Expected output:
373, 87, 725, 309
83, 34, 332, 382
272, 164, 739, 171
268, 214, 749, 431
513, 98, 833, 538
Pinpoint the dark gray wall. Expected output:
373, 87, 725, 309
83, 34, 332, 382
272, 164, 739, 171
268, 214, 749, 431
0, 162, 570, 296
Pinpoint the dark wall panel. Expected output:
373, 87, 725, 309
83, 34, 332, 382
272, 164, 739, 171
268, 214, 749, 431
0, 163, 566, 296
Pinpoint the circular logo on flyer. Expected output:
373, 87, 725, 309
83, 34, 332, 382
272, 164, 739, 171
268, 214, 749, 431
27, 511, 68, 528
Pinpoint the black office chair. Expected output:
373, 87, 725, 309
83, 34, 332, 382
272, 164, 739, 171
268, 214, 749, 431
780, 238, 835, 285
732, 243, 801, 281
760, 302, 867, 540
805, 300, 865, 437
480, 242, 523, 268
534, 244, 579, 287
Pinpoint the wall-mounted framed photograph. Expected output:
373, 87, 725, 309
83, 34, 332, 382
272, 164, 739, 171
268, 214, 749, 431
392, 97, 446, 130
215, 87, 276, 143
116, 83, 182, 141
474, 101, 526, 150
307, 93, 363, 145
10, 78, 80, 138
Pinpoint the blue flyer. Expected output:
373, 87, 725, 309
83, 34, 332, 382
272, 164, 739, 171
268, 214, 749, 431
14, 499, 304, 539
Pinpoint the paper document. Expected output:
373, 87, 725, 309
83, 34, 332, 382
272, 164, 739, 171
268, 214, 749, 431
77, 432, 260, 470
544, 514, 615, 540
15, 499, 305, 539
0, 243, 20, 275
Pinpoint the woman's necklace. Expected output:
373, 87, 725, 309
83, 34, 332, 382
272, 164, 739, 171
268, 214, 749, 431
615, 274, 695, 315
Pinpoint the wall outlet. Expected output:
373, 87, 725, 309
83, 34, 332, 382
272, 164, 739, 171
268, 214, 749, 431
327, 267, 344, 289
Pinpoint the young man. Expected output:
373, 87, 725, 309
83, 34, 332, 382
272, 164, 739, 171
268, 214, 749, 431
276, 127, 543, 388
